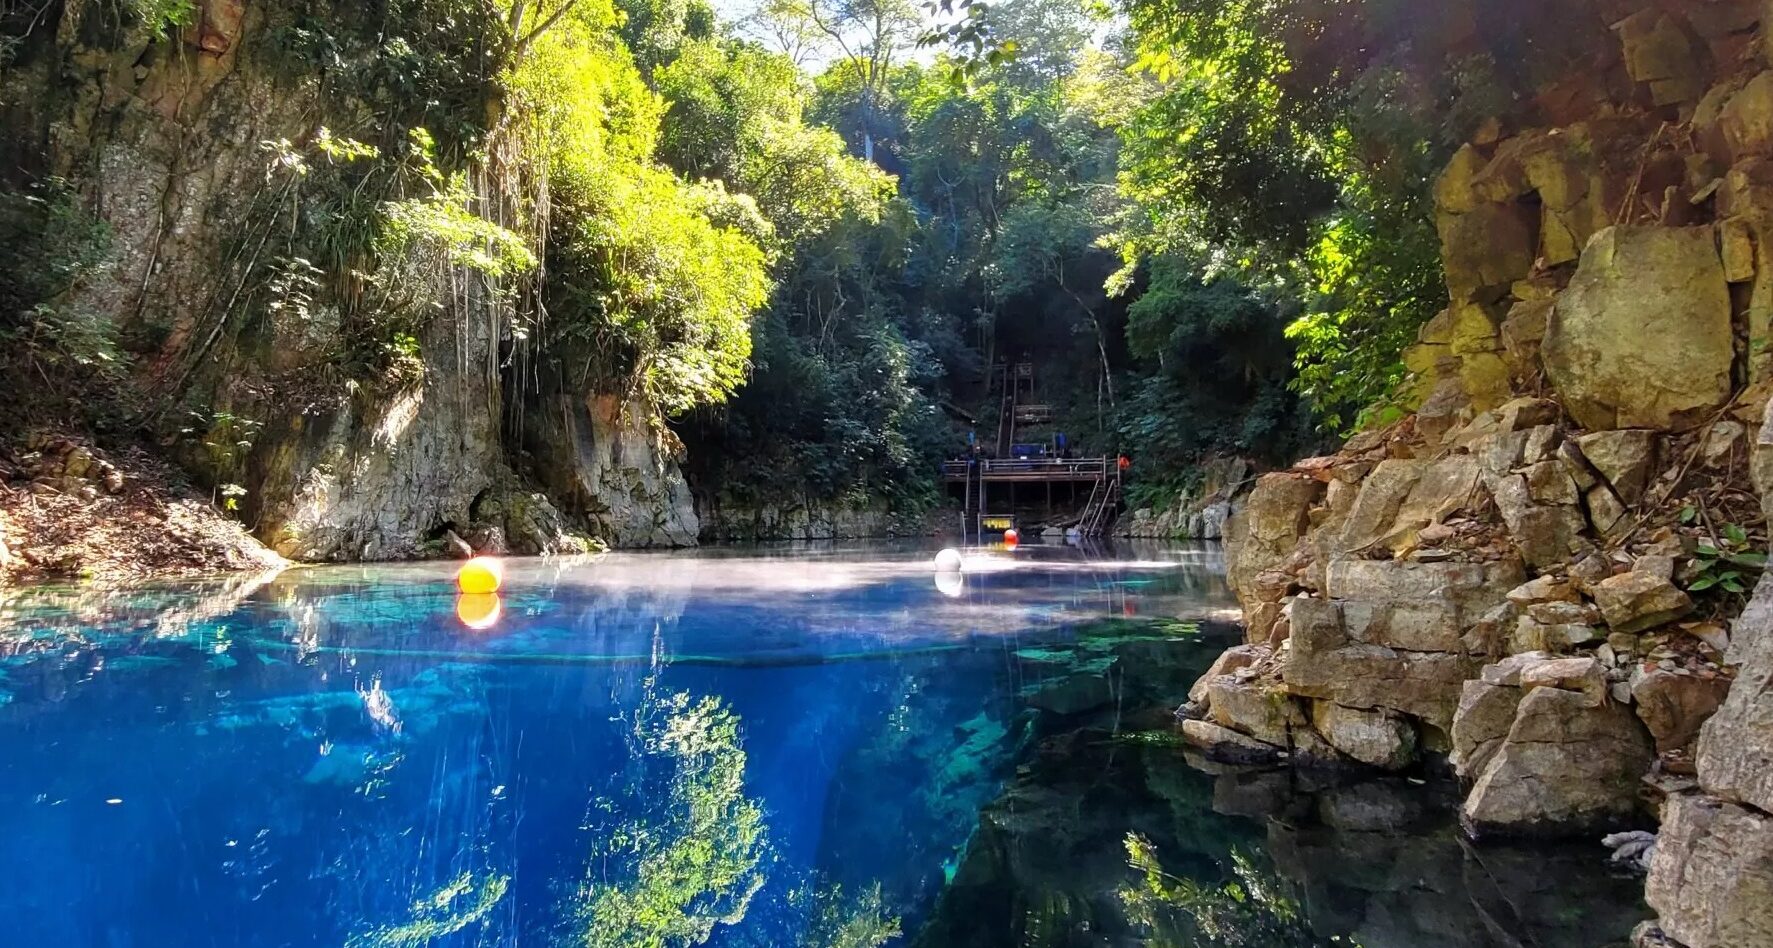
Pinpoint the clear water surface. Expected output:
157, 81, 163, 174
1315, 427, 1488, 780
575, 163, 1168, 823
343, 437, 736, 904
0, 542, 1646, 947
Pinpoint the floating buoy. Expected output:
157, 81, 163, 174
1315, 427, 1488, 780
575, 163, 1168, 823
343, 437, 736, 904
457, 556, 504, 594
934, 548, 964, 572
1003, 529, 1019, 547
456, 593, 502, 630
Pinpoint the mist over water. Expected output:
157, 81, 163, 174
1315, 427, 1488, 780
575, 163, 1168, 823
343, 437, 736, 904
0, 543, 1641, 947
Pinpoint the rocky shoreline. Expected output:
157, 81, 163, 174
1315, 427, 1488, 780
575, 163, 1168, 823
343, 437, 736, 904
1178, 3, 1773, 941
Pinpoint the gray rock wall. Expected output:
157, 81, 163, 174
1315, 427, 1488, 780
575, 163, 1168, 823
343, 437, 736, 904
1, 3, 695, 558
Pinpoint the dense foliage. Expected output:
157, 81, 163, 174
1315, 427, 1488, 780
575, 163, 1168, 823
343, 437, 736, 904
3, 0, 1507, 514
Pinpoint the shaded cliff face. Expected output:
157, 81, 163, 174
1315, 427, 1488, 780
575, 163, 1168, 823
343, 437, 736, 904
0, 1, 696, 557
1178, 3, 1773, 943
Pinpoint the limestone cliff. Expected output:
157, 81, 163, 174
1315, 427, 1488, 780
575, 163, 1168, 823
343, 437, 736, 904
0, 1, 697, 557
1179, 4, 1773, 944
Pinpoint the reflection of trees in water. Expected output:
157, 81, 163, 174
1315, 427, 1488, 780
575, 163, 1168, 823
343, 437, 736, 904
347, 871, 512, 948
1121, 835, 1334, 948
573, 691, 769, 948
788, 881, 902, 948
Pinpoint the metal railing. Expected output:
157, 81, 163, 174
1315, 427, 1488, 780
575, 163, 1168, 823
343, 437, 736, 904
940, 457, 1111, 479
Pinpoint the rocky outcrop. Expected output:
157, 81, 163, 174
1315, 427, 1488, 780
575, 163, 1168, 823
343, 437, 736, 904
1194, 0, 1773, 866
1647, 792, 1773, 948
695, 494, 922, 542
1646, 571, 1773, 946
0, 3, 696, 560
1544, 227, 1734, 432
1462, 681, 1653, 836
524, 395, 698, 548
1, 432, 283, 584
1118, 457, 1250, 540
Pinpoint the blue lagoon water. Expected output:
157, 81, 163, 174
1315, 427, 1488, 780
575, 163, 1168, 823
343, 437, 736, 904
0, 543, 1646, 947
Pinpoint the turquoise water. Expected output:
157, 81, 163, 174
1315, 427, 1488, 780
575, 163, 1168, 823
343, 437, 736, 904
0, 542, 1643, 947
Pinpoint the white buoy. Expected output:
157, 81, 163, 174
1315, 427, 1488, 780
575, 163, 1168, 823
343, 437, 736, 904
933, 548, 964, 573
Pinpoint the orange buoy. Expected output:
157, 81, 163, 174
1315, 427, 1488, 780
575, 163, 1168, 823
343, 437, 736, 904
457, 556, 504, 594
456, 593, 502, 630
1003, 528, 1019, 547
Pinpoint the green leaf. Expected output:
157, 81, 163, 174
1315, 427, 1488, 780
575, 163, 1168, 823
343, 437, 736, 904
1727, 552, 1769, 569
1680, 505, 1698, 524
1726, 523, 1751, 545
1698, 544, 1722, 558
1724, 577, 1747, 593
1689, 575, 1720, 591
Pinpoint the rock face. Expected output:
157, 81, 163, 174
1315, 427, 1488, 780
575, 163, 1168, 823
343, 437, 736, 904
249, 307, 513, 561
1640, 494, 1773, 947
1461, 683, 1653, 836
0, 4, 700, 559
1543, 227, 1734, 432
1647, 794, 1773, 948
1188, 2, 1773, 939
1310, 700, 1417, 769
1119, 457, 1248, 540
524, 395, 699, 548
696, 495, 912, 542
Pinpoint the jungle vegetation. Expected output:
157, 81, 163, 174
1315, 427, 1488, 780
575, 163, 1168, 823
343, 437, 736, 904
0, 0, 1493, 512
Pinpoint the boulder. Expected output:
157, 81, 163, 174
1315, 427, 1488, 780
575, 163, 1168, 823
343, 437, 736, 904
1186, 644, 1265, 705
1721, 71, 1773, 163
1592, 571, 1696, 633
1461, 686, 1655, 835
1634, 667, 1731, 752
1484, 470, 1590, 568
1283, 642, 1476, 730
1645, 793, 1773, 948
1587, 484, 1630, 538
1226, 474, 1324, 611
1507, 575, 1580, 605
1544, 226, 1734, 431
1523, 460, 1580, 506
1440, 201, 1539, 300
1576, 430, 1657, 503
1324, 558, 1523, 616
1310, 700, 1417, 770
1205, 677, 1294, 747
1335, 459, 1425, 553
1181, 719, 1284, 764
1616, 10, 1706, 106
1451, 679, 1524, 779
1517, 655, 1608, 707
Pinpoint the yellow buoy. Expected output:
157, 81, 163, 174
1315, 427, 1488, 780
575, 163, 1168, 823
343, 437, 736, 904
457, 556, 504, 594
456, 593, 502, 630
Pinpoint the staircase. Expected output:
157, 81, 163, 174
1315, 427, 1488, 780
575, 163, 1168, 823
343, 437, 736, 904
1076, 472, 1123, 537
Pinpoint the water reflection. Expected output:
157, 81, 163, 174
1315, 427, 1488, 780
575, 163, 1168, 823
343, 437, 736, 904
0, 542, 1632, 947
0, 543, 1224, 946
918, 732, 1649, 947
